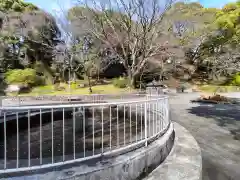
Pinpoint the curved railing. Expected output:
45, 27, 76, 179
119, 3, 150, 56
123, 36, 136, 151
0, 94, 170, 173
1, 92, 146, 106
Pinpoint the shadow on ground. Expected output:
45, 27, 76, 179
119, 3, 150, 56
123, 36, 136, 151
187, 100, 240, 141
201, 154, 233, 180
170, 94, 240, 180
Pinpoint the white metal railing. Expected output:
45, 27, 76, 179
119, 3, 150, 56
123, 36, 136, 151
0, 94, 169, 174
1, 92, 147, 107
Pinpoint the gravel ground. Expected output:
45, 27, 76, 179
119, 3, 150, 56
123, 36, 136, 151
169, 93, 240, 180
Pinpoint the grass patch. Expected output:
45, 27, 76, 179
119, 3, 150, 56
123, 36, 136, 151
199, 85, 240, 93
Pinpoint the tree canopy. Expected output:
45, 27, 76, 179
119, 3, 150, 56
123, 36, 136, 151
64, 1, 240, 85
216, 1, 240, 45
0, 0, 38, 12
1, 0, 240, 90
0, 0, 61, 84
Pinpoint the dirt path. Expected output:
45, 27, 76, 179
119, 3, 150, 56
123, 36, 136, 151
169, 93, 240, 180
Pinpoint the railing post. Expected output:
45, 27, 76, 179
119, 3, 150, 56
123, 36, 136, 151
144, 102, 148, 147
166, 98, 170, 123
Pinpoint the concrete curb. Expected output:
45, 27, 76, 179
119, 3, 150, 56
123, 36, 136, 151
143, 122, 202, 180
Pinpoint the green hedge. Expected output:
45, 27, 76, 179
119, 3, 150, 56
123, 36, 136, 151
5, 68, 44, 86
232, 72, 240, 86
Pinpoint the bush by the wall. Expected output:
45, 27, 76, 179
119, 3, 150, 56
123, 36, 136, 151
232, 73, 240, 86
35, 75, 45, 86
5, 68, 44, 86
113, 77, 128, 88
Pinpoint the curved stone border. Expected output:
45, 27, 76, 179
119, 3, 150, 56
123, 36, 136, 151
143, 122, 202, 180
0, 123, 174, 180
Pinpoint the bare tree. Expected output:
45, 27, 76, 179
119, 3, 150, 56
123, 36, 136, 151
70, 0, 175, 88
53, 1, 104, 93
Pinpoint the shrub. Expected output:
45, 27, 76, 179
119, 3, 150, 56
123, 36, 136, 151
232, 73, 240, 86
12, 2, 24, 12
113, 77, 128, 88
35, 75, 45, 86
5, 68, 44, 86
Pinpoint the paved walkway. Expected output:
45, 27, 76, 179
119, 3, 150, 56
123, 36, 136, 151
169, 93, 240, 180
144, 122, 202, 180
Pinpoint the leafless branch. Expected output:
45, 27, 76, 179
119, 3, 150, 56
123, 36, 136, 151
71, 0, 175, 87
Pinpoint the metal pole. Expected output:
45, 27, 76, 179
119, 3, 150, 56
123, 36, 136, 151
144, 102, 148, 147
16, 112, 19, 168
73, 108, 76, 160
51, 108, 54, 164
4, 112, 6, 169
40, 109, 42, 165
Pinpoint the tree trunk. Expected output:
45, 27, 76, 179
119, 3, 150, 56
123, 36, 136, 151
128, 68, 138, 89
73, 72, 76, 83
130, 78, 136, 89
87, 76, 93, 93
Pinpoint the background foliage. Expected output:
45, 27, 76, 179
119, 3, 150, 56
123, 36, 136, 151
0, 0, 240, 94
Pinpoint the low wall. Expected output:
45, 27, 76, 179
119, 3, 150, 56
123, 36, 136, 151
144, 122, 202, 180
1, 123, 174, 180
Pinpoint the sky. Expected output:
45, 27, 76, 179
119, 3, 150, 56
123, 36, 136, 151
24, 0, 237, 14
199, 0, 237, 7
